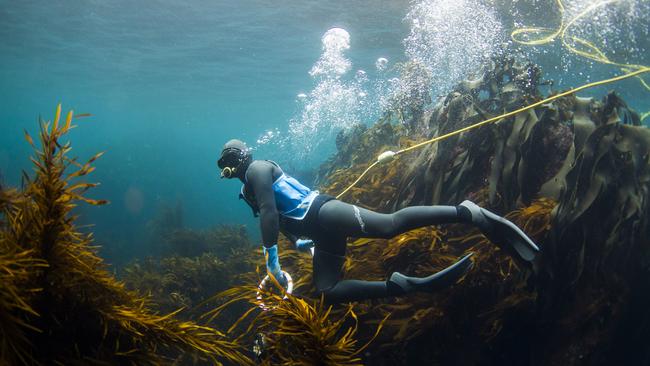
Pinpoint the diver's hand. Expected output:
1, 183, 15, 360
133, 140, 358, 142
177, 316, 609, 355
263, 244, 284, 286
275, 271, 288, 290
295, 239, 315, 252
262, 270, 288, 291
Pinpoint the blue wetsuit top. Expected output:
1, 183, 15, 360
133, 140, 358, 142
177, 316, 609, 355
240, 160, 318, 220
240, 160, 318, 282
269, 173, 319, 220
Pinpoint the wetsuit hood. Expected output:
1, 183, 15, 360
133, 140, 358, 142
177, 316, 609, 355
218, 139, 252, 179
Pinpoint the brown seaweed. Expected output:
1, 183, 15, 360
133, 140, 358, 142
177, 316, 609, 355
122, 250, 254, 318
78, 54, 648, 364
264, 56, 650, 364
0, 106, 252, 365
203, 280, 387, 366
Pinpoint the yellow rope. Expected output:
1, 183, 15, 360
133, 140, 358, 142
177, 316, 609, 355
512, 0, 649, 89
335, 67, 650, 199
641, 111, 650, 122
333, 0, 649, 200
511, 0, 565, 46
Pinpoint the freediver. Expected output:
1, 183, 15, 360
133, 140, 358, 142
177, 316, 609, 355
217, 139, 540, 304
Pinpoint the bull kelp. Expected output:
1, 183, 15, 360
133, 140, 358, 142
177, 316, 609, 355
0, 106, 251, 365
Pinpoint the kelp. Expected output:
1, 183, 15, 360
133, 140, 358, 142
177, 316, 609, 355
122, 250, 254, 318
202, 281, 388, 366
316, 121, 412, 198
0, 242, 46, 364
123, 212, 257, 331
0, 105, 252, 365
127, 54, 648, 364
146, 201, 253, 258
303, 55, 649, 364
537, 119, 650, 364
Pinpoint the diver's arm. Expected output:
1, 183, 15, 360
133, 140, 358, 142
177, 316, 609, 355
247, 162, 279, 247
247, 162, 284, 282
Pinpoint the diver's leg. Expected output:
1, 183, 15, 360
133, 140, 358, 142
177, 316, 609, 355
312, 234, 395, 303
318, 200, 540, 262
312, 238, 474, 304
317, 200, 467, 239
312, 237, 389, 303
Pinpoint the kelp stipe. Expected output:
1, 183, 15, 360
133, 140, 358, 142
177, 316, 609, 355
0, 105, 251, 365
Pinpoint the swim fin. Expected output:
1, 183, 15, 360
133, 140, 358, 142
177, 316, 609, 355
388, 253, 474, 294
459, 200, 540, 262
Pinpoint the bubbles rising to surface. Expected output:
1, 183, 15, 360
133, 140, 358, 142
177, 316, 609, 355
288, 78, 367, 164
256, 128, 281, 146
403, 0, 504, 95
309, 27, 352, 78
271, 2, 508, 168
375, 57, 389, 71
258, 0, 650, 169
284, 27, 369, 167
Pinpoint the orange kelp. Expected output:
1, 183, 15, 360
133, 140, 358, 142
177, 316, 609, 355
0, 105, 251, 365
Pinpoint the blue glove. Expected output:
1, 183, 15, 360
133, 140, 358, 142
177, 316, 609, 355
295, 239, 315, 252
262, 244, 287, 288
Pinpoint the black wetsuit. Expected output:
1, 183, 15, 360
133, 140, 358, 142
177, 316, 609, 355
240, 160, 473, 304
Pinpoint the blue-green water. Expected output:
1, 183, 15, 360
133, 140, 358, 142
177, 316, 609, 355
1, 0, 648, 264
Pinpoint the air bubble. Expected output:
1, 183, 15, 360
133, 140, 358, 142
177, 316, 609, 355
376, 57, 388, 71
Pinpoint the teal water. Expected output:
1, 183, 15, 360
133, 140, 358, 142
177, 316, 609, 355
1, 0, 648, 264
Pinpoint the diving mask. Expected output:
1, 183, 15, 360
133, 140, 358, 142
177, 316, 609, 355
218, 146, 246, 179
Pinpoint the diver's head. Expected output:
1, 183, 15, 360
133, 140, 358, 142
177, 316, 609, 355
218, 139, 252, 179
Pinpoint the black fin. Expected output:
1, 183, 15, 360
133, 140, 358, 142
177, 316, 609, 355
389, 253, 474, 294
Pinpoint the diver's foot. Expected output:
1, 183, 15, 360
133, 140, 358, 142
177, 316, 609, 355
458, 200, 540, 262
387, 253, 474, 295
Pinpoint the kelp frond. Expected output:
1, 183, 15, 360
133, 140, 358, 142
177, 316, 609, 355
203, 282, 388, 366
0, 247, 46, 365
0, 105, 251, 365
106, 298, 252, 366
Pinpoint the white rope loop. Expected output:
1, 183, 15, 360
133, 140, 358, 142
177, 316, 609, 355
256, 270, 294, 311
